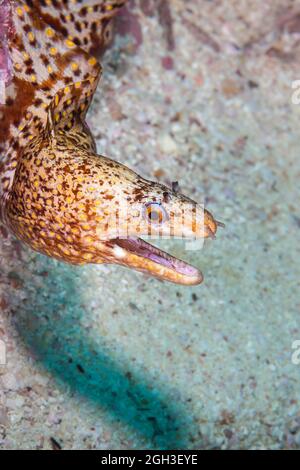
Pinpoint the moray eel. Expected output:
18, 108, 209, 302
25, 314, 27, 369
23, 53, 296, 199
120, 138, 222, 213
0, 0, 223, 286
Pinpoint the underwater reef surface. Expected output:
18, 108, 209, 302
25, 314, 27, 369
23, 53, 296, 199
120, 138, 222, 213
0, 0, 300, 449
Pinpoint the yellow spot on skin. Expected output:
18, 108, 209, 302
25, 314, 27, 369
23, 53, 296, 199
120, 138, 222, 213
47, 65, 53, 74
66, 196, 73, 204
71, 62, 79, 71
18, 124, 25, 131
34, 181, 39, 188
88, 57, 97, 66
75, 82, 81, 89
24, 5, 30, 12
106, 4, 113, 11
71, 227, 79, 234
83, 253, 93, 261
45, 28, 54, 38
63, 247, 70, 256
78, 214, 87, 221
30, 74, 36, 83
50, 47, 57, 56
14, 63, 22, 70
55, 95, 59, 106
64, 86, 71, 95
55, 114, 60, 123
16, 7, 23, 17
28, 32, 35, 42
65, 39, 75, 48
67, 99, 72, 105
23, 52, 29, 60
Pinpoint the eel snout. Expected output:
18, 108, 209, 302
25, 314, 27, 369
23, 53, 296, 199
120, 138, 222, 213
103, 195, 223, 285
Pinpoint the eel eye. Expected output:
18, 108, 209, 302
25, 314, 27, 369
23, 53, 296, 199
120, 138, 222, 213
144, 203, 168, 225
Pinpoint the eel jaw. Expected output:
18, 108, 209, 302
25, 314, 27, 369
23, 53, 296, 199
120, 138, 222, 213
103, 210, 224, 285
108, 237, 203, 285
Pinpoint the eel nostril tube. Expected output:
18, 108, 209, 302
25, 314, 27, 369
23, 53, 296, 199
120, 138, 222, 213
216, 220, 225, 228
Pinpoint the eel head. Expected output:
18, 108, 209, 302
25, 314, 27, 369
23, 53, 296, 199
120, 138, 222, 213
4, 142, 223, 285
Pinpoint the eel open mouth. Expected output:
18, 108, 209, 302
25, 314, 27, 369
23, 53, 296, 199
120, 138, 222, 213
107, 214, 224, 285
110, 236, 204, 285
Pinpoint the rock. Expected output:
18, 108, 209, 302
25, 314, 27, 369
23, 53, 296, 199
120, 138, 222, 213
158, 133, 178, 154
161, 56, 174, 70
221, 78, 241, 98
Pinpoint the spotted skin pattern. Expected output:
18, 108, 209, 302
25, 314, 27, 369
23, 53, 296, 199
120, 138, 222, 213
0, 0, 221, 285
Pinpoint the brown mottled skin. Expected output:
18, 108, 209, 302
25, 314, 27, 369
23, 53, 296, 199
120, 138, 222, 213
0, 0, 222, 285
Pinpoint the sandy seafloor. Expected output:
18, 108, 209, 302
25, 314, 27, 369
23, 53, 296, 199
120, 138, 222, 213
0, 0, 300, 450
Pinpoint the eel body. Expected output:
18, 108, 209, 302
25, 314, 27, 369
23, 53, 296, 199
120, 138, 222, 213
0, 0, 222, 285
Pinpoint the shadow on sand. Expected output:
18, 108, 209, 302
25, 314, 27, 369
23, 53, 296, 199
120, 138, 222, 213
10, 253, 197, 449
